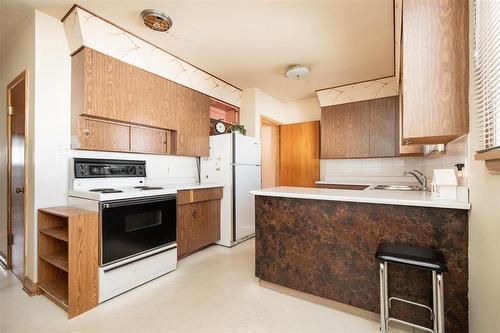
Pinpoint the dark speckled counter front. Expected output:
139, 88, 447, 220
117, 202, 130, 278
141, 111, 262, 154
254, 195, 469, 333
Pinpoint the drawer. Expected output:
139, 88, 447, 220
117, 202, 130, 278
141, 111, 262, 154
177, 187, 223, 205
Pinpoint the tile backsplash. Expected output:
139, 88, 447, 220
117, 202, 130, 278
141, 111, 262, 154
321, 136, 468, 183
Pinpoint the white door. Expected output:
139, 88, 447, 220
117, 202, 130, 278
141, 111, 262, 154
234, 164, 261, 241
234, 134, 261, 165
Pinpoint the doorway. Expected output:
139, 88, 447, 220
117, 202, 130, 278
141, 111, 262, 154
260, 118, 280, 188
6, 71, 27, 281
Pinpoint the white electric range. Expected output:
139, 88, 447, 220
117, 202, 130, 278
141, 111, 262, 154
68, 158, 180, 303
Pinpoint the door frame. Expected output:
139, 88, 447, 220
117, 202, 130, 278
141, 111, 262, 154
260, 116, 281, 187
5, 70, 29, 276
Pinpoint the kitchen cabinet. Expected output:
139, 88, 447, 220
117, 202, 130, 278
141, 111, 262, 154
321, 97, 398, 159
369, 97, 397, 157
176, 86, 210, 157
71, 47, 211, 157
398, 94, 423, 156
401, 0, 468, 144
130, 127, 170, 155
321, 101, 370, 158
177, 187, 223, 259
38, 207, 98, 318
280, 121, 320, 187
75, 117, 130, 152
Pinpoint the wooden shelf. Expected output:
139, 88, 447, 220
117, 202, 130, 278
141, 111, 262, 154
40, 227, 68, 242
38, 207, 98, 318
40, 252, 69, 272
39, 280, 68, 309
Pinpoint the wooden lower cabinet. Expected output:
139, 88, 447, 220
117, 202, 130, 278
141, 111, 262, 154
38, 207, 98, 319
177, 187, 223, 258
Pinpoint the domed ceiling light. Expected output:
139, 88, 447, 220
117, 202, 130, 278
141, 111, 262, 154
285, 65, 311, 79
141, 9, 173, 32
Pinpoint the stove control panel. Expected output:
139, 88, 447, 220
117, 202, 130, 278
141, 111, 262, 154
74, 158, 146, 178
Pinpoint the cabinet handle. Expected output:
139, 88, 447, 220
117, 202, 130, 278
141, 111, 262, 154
15, 187, 24, 194
192, 210, 197, 218
84, 128, 90, 136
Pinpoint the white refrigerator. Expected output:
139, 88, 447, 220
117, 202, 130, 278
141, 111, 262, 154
201, 133, 261, 247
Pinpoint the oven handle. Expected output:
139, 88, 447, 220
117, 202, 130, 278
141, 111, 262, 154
102, 194, 176, 209
102, 243, 177, 273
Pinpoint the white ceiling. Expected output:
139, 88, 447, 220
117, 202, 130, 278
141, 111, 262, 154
1, 0, 395, 102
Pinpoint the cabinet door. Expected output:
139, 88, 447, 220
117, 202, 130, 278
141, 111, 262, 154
85, 48, 147, 123
176, 86, 210, 157
369, 97, 397, 157
398, 94, 423, 156
177, 199, 221, 258
130, 127, 167, 154
187, 200, 220, 253
321, 102, 370, 158
75, 117, 130, 152
177, 205, 189, 258
402, 0, 468, 144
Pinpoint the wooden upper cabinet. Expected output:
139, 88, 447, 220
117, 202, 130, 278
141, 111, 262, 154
72, 47, 211, 157
321, 97, 399, 159
401, 0, 469, 144
369, 97, 397, 157
130, 127, 169, 155
176, 86, 210, 157
76, 117, 130, 152
321, 101, 370, 158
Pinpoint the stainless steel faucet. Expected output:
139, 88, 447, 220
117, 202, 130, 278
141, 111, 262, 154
403, 169, 429, 191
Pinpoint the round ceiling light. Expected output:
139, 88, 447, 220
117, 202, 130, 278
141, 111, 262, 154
285, 65, 311, 79
141, 9, 173, 32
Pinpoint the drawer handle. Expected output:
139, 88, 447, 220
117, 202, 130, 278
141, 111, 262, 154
192, 210, 197, 218
84, 128, 90, 136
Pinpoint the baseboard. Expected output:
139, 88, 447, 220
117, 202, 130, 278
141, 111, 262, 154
0, 251, 7, 269
22, 277, 40, 296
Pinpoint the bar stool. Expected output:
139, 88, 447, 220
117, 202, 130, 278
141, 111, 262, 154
375, 243, 447, 333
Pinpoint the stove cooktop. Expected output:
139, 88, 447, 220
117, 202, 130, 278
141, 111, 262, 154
89, 188, 124, 193
134, 186, 164, 190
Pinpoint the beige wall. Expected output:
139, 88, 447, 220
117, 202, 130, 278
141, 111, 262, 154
240, 89, 321, 138
0, 13, 36, 267
283, 97, 321, 124
467, 0, 500, 330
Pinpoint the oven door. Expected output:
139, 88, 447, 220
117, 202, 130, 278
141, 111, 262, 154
100, 194, 176, 266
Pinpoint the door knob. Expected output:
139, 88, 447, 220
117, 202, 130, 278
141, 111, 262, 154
15, 187, 24, 194
192, 210, 197, 218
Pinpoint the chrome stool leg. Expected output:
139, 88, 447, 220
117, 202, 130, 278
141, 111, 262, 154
379, 262, 387, 333
436, 272, 445, 333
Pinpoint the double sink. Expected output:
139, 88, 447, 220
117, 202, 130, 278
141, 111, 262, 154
372, 184, 422, 191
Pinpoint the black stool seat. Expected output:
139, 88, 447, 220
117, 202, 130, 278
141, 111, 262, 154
375, 243, 447, 272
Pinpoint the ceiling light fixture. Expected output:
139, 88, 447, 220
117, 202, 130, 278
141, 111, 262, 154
285, 65, 311, 79
141, 9, 173, 32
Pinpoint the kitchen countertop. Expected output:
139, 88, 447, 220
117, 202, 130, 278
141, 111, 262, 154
250, 186, 470, 210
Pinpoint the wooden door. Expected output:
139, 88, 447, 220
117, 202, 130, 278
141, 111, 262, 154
369, 97, 397, 157
402, 0, 468, 144
130, 127, 168, 154
7, 72, 26, 281
321, 102, 370, 158
187, 201, 220, 253
261, 119, 280, 188
76, 117, 130, 152
280, 121, 320, 187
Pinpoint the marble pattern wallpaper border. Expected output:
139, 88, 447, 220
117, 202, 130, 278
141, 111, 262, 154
63, 6, 242, 107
